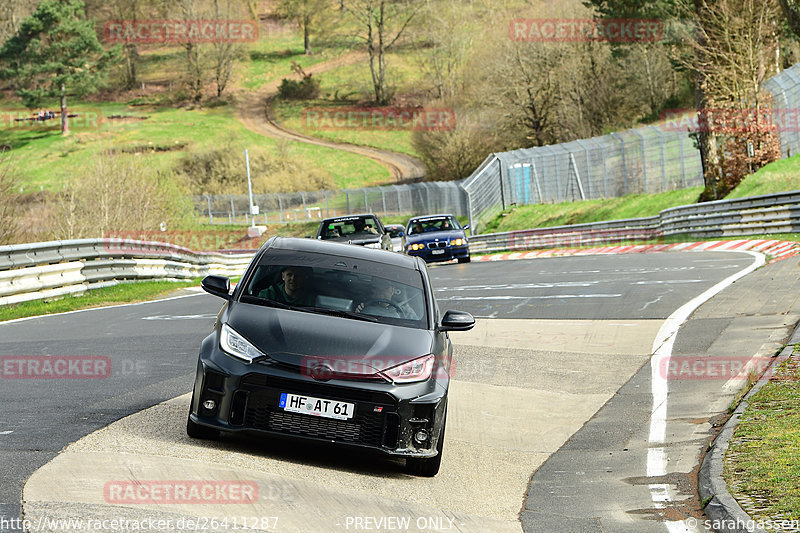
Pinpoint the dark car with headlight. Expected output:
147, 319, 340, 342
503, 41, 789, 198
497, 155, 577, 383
315, 213, 392, 250
405, 214, 470, 263
187, 236, 475, 476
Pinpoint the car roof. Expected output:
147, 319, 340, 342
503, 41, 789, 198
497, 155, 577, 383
321, 213, 380, 224
408, 214, 457, 223
261, 236, 421, 269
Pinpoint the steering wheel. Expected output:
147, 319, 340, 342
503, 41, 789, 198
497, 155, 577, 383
362, 299, 404, 315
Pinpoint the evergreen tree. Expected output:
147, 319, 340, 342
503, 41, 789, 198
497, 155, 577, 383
0, 0, 118, 135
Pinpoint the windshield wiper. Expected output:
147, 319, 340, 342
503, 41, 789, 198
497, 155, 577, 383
297, 306, 379, 323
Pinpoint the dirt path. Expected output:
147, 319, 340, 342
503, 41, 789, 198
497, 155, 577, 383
235, 51, 427, 183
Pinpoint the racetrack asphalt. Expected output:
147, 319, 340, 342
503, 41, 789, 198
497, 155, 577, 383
2, 250, 792, 532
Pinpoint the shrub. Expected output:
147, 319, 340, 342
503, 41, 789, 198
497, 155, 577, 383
0, 155, 20, 245
53, 151, 194, 239
178, 141, 333, 195
278, 75, 321, 100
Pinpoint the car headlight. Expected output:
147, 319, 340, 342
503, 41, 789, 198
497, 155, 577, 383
381, 354, 435, 383
409, 243, 425, 251
451, 238, 464, 246
220, 324, 266, 364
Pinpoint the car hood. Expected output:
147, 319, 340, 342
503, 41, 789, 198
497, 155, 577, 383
405, 230, 466, 245
225, 302, 434, 372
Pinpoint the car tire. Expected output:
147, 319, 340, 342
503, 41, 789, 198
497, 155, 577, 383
457, 256, 471, 263
405, 415, 446, 477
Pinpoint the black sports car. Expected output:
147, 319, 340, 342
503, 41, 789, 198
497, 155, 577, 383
187, 236, 475, 476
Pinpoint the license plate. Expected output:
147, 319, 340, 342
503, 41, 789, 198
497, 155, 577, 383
279, 393, 355, 420
431, 249, 445, 255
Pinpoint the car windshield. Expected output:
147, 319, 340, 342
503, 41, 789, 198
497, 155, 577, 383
386, 226, 404, 238
319, 216, 382, 239
407, 216, 460, 235
240, 250, 428, 329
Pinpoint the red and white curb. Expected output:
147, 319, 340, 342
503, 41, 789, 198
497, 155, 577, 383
473, 240, 800, 264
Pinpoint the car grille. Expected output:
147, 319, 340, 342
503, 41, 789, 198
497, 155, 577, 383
236, 376, 399, 449
428, 241, 448, 249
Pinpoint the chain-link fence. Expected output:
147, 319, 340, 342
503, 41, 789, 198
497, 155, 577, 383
194, 182, 468, 225
461, 125, 704, 232
763, 62, 800, 159
195, 65, 800, 234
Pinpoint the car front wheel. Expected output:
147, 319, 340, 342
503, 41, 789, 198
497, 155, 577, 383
406, 416, 446, 477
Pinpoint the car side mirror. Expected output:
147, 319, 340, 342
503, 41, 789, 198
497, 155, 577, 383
463, 224, 470, 230
202, 275, 231, 299
440, 310, 475, 331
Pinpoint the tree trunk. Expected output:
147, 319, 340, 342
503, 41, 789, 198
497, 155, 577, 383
304, 15, 311, 54
60, 85, 69, 136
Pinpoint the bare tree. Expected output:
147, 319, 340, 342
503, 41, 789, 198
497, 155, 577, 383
344, 0, 422, 105
54, 152, 192, 239
677, 0, 781, 198
413, 0, 474, 100
275, 0, 330, 55
0, 155, 20, 245
210, 0, 245, 97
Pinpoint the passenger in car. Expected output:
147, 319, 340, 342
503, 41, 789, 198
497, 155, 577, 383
258, 266, 316, 306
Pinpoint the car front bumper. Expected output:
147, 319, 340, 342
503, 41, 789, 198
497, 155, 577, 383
189, 342, 448, 458
406, 245, 470, 263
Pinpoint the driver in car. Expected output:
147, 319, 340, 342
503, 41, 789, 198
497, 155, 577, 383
355, 278, 411, 318
259, 266, 315, 306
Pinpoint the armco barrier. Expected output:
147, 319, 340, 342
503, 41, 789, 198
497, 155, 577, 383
468, 189, 800, 254
0, 239, 255, 307
2, 189, 799, 305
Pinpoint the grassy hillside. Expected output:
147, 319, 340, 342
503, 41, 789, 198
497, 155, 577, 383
480, 151, 800, 234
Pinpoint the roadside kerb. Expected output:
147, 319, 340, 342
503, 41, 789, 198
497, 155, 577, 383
698, 344, 795, 533
472, 239, 800, 264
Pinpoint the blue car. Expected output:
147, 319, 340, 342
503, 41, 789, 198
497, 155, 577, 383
405, 214, 470, 263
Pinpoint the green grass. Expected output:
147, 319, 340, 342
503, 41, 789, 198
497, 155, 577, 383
481, 187, 704, 233
272, 99, 420, 157
477, 151, 800, 235
1, 98, 389, 192
270, 51, 429, 158
724, 351, 800, 520
0, 279, 204, 322
240, 35, 352, 90
726, 155, 800, 199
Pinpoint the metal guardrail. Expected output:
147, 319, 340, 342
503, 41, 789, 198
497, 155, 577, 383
1, 189, 799, 306
468, 190, 800, 254
0, 239, 255, 307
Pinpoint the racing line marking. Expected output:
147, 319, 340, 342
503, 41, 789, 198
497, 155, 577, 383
647, 250, 764, 532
